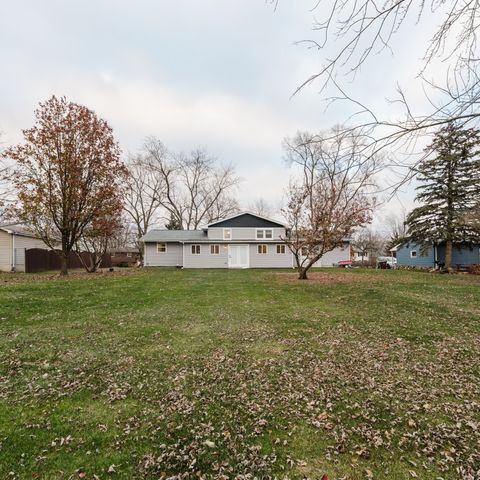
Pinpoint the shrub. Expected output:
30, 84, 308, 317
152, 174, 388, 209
468, 264, 480, 275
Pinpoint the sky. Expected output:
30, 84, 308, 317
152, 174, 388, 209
0, 1, 447, 231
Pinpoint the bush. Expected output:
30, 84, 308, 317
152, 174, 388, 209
397, 265, 431, 271
468, 264, 480, 275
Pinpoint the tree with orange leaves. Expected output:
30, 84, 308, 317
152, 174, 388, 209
4, 96, 127, 275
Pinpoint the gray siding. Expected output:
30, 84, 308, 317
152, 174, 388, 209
144, 242, 183, 267
142, 236, 352, 269
249, 244, 293, 268
184, 244, 229, 268
208, 227, 286, 241
313, 244, 350, 267
0, 231, 12, 272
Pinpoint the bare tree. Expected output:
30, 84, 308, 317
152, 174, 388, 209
75, 215, 121, 273
274, 1, 480, 179
384, 210, 408, 253
142, 138, 241, 229
283, 129, 378, 279
109, 216, 137, 249
0, 134, 13, 222
352, 227, 385, 266
124, 142, 168, 259
248, 198, 273, 218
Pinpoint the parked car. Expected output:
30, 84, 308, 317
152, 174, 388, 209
377, 256, 397, 269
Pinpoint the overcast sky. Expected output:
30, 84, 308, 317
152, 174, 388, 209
1, 1, 446, 230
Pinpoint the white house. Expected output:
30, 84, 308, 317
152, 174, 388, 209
0, 224, 50, 272
141, 212, 351, 269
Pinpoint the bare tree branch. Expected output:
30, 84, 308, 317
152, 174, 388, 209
273, 0, 480, 181
282, 128, 379, 279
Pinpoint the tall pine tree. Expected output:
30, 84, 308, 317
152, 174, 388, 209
406, 123, 480, 268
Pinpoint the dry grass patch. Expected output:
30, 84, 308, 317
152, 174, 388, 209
276, 270, 383, 284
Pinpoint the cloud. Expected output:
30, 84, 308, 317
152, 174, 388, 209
0, 0, 449, 221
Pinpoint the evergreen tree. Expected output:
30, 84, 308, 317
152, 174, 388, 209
165, 213, 182, 230
406, 123, 480, 268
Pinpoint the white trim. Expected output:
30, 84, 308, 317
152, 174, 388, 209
210, 244, 220, 255
156, 242, 167, 253
223, 228, 232, 240
255, 228, 273, 240
11, 233, 16, 271
208, 211, 286, 228
410, 250, 417, 258
257, 244, 268, 254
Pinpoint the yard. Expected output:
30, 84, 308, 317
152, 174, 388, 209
0, 268, 479, 479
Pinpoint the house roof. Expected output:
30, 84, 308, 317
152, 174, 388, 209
0, 223, 39, 239
141, 229, 207, 242
208, 211, 286, 228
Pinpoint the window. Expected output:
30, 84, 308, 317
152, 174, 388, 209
410, 250, 417, 258
257, 244, 268, 254
256, 229, 273, 239
191, 244, 201, 255
210, 244, 220, 255
223, 228, 231, 240
276, 244, 286, 254
301, 246, 308, 256
157, 243, 167, 253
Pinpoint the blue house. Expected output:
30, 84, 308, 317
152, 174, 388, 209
396, 241, 480, 268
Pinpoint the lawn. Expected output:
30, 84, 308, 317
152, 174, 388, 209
0, 268, 479, 479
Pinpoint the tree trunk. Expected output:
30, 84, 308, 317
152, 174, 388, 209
60, 253, 68, 276
298, 268, 308, 280
137, 242, 144, 263
445, 239, 453, 270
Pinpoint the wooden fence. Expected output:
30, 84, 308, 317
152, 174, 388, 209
25, 249, 112, 273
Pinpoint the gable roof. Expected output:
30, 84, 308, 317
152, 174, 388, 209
208, 212, 286, 229
0, 223, 40, 239
141, 229, 207, 242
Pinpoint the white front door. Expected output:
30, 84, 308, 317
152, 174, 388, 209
228, 245, 249, 268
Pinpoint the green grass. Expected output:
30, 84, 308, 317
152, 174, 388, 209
1, 268, 479, 479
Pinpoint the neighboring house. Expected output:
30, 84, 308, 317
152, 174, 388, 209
351, 249, 370, 263
141, 212, 351, 269
396, 241, 480, 268
109, 247, 140, 266
0, 224, 50, 272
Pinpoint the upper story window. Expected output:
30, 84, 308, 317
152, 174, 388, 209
223, 228, 231, 240
210, 244, 220, 255
157, 243, 167, 253
191, 244, 201, 255
256, 229, 273, 240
